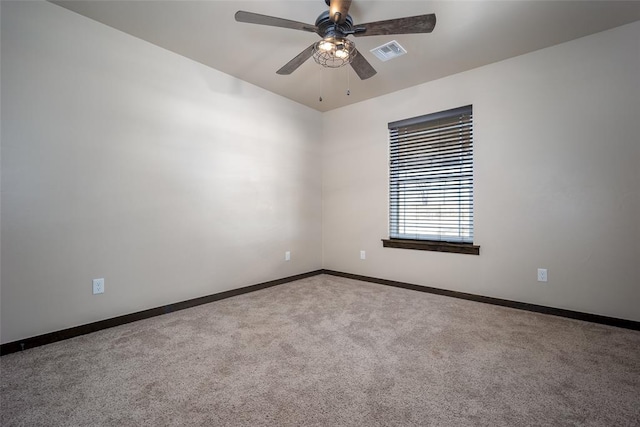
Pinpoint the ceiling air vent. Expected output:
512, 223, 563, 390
370, 40, 407, 62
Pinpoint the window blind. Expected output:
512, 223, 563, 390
389, 105, 474, 243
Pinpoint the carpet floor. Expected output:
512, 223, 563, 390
1, 274, 639, 426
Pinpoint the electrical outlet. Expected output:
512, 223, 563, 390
92, 278, 105, 294
537, 268, 548, 283
285, 251, 291, 261
360, 250, 366, 260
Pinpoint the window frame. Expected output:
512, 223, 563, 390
384, 105, 480, 255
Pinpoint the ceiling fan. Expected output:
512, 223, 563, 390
235, 0, 436, 80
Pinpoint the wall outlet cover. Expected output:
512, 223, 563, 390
537, 268, 548, 282
92, 278, 105, 294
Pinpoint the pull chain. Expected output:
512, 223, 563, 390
346, 67, 351, 96
319, 68, 324, 102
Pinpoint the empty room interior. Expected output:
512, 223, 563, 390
1, 1, 639, 425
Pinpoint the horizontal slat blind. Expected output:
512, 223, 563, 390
389, 105, 474, 243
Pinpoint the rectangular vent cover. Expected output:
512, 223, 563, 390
370, 40, 407, 62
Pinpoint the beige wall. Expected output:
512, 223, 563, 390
0, 1, 322, 343
322, 21, 640, 322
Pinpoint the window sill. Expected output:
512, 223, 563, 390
382, 238, 480, 255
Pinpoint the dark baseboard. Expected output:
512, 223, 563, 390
322, 270, 640, 331
0, 270, 324, 356
4, 268, 637, 356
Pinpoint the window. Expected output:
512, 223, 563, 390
383, 105, 479, 255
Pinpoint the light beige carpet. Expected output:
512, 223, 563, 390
1, 274, 639, 426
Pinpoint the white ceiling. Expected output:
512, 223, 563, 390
52, 1, 640, 112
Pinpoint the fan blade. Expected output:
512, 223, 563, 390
235, 11, 318, 34
353, 14, 436, 37
277, 44, 316, 75
329, 0, 352, 24
350, 49, 377, 80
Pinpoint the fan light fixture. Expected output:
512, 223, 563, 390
313, 37, 356, 68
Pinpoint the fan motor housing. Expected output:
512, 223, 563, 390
315, 11, 354, 38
